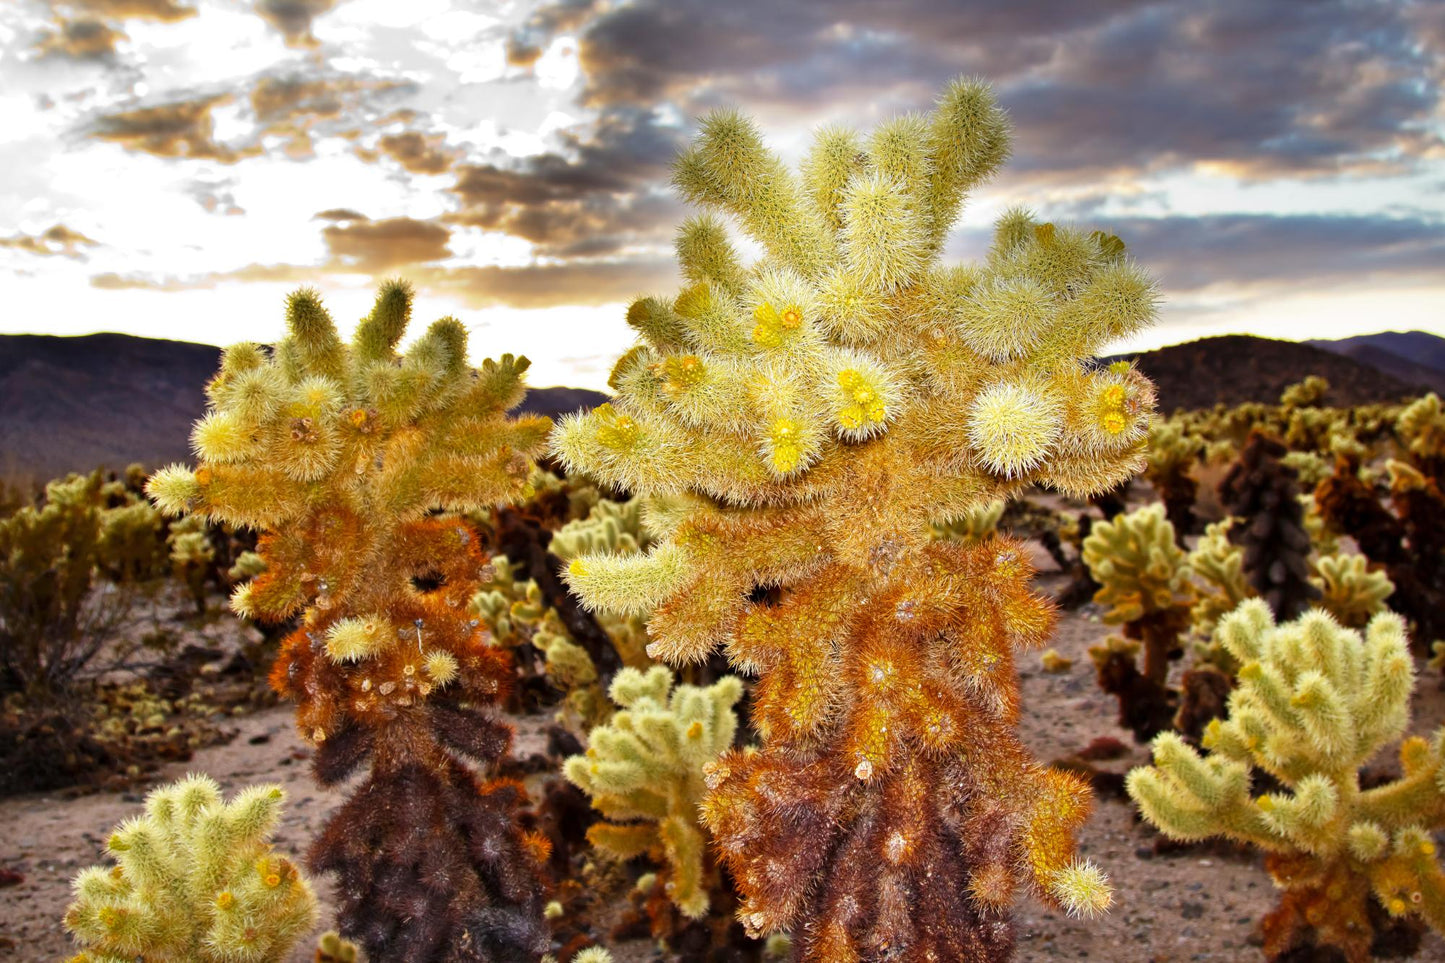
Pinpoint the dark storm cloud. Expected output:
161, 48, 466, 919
564, 0, 1152, 112
1, 224, 100, 258
440, 0, 1444, 321
322, 217, 453, 272
254, 0, 340, 48
1002, 2, 1444, 181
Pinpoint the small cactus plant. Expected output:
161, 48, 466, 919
1311, 553, 1394, 629
1220, 431, 1318, 620
1082, 503, 1193, 685
315, 930, 362, 962
63, 774, 317, 963
565, 666, 743, 919
1128, 600, 1445, 961
1082, 503, 1193, 740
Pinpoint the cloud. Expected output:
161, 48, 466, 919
250, 75, 348, 122
395, 258, 679, 309
1106, 213, 1445, 292
85, 73, 415, 164
507, 0, 1443, 184
90, 261, 316, 290
89, 255, 676, 310
1, 224, 100, 258
32, 0, 197, 61
447, 108, 683, 256
89, 94, 261, 162
33, 18, 126, 60
60, 0, 196, 21
999, 3, 1445, 182
82, 209, 1444, 313
254, 0, 339, 48
185, 177, 245, 215
322, 217, 453, 271
376, 130, 458, 175
506, 0, 601, 66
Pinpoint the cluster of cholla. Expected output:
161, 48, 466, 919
148, 282, 552, 962
556, 77, 1159, 960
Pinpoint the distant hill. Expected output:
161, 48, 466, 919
0, 333, 605, 484
1109, 334, 1431, 413
3, 329, 1439, 484
1305, 331, 1445, 396
0, 334, 220, 485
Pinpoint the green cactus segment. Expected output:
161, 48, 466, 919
63, 774, 317, 963
1128, 601, 1445, 961
1187, 519, 1251, 665
565, 666, 743, 919
1083, 504, 1191, 628
929, 498, 1005, 544
1311, 554, 1394, 629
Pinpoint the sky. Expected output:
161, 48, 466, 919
1, 0, 1442, 391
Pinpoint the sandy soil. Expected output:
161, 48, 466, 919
4, 565, 1443, 962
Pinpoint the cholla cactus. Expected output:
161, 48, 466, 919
147, 282, 551, 961
550, 499, 653, 671
1187, 519, 1251, 653
1280, 375, 1329, 408
555, 77, 1156, 958
1143, 420, 1200, 539
1281, 450, 1330, 489
315, 930, 361, 962
1316, 456, 1445, 650
168, 514, 215, 615
63, 774, 316, 962
1221, 432, 1318, 620
1311, 553, 1393, 629
929, 497, 1005, 543
1396, 393, 1445, 483
1082, 503, 1192, 684
471, 552, 628, 728
565, 666, 743, 919
96, 495, 168, 584
1127, 601, 1445, 961
1, 471, 146, 703
551, 497, 646, 560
